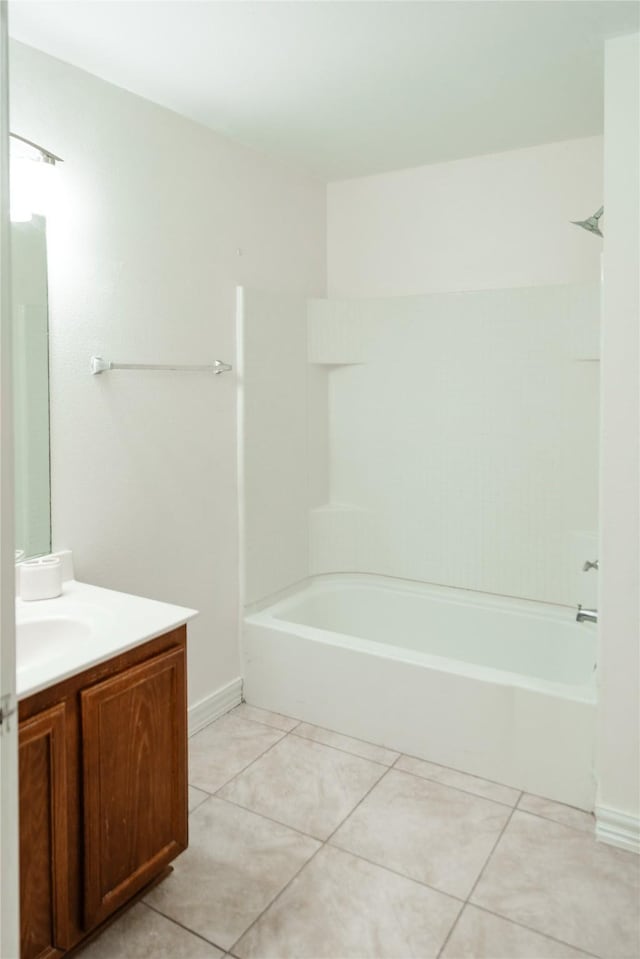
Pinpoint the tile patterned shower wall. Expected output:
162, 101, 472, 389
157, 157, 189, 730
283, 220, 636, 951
309, 284, 599, 606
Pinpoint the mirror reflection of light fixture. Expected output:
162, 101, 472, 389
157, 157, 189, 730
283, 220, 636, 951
9, 132, 63, 223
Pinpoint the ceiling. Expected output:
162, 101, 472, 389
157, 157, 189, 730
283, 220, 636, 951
8, 1, 640, 181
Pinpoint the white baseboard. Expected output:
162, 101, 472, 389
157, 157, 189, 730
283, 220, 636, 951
595, 805, 640, 854
188, 677, 243, 737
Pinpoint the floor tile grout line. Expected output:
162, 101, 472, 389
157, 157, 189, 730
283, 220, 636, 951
434, 898, 467, 959
513, 804, 596, 835
232, 704, 301, 734
284, 733, 390, 772
326, 839, 466, 905
435, 804, 522, 959
217, 718, 518, 808
198, 709, 594, 821
188, 783, 217, 798
201, 717, 388, 803
190, 709, 603, 958
146, 840, 601, 959
193, 727, 290, 798
228, 762, 395, 955
202, 707, 596, 818
227, 843, 326, 956
215, 778, 471, 908
191, 770, 594, 837
323, 760, 392, 845
208, 725, 390, 798
468, 903, 603, 958
400, 749, 523, 796
385, 765, 520, 810
222, 718, 523, 811
165, 801, 600, 959
464, 801, 519, 906
215, 793, 325, 843
516, 790, 594, 820
289, 727, 399, 766
219, 746, 391, 845
192, 776, 595, 842
141, 900, 229, 954
191, 701, 300, 737
143, 843, 600, 959
242, 705, 527, 802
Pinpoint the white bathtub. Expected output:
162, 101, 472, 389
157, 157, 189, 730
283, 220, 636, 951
242, 574, 597, 810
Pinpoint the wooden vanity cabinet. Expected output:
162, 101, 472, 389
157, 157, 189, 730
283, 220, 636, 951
18, 627, 188, 959
19, 702, 71, 959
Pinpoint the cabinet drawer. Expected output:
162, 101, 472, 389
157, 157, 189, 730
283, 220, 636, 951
81, 645, 188, 927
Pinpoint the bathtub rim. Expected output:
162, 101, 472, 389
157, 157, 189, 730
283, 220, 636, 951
244, 572, 597, 705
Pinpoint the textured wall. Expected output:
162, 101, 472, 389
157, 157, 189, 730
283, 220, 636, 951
9, 41, 326, 707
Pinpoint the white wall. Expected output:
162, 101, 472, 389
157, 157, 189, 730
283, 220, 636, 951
328, 137, 602, 298
239, 287, 329, 607
596, 33, 640, 847
9, 41, 326, 708
240, 289, 308, 605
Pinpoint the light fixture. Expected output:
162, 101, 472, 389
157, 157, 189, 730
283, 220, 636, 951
9, 132, 63, 223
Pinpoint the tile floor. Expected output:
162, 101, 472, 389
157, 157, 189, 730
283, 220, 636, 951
80, 703, 640, 959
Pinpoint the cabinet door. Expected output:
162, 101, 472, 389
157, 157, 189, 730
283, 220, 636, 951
19, 702, 71, 959
81, 645, 187, 927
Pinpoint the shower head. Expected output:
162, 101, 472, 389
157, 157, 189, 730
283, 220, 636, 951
571, 206, 604, 238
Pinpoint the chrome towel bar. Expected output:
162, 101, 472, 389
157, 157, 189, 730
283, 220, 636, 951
90, 356, 232, 375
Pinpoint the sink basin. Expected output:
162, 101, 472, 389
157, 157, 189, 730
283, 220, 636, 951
15, 578, 197, 700
16, 617, 93, 674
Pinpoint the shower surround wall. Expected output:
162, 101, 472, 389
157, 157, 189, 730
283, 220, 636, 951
241, 283, 599, 609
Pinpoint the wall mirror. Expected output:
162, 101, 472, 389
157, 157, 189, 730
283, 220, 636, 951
11, 138, 53, 559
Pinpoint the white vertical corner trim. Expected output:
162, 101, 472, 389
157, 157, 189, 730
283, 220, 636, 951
595, 806, 640, 855
0, 3, 20, 957
188, 676, 243, 737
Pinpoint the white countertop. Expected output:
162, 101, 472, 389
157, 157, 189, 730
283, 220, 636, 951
16, 579, 198, 700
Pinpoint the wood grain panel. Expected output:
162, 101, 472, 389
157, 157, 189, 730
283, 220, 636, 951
81, 645, 187, 927
19, 702, 70, 959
